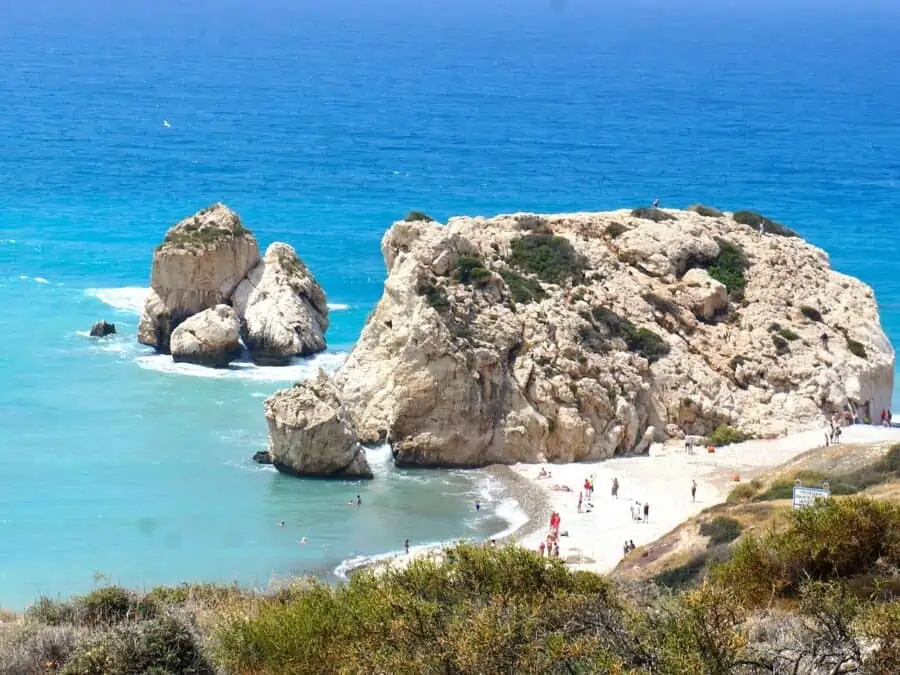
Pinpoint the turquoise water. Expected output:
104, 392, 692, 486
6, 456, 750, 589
2, 0, 900, 609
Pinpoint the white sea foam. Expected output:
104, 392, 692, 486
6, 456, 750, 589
364, 443, 393, 474
135, 350, 347, 382
327, 303, 350, 311
34, 277, 50, 284
85, 287, 149, 314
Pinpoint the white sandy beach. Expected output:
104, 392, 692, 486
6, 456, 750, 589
511, 425, 900, 574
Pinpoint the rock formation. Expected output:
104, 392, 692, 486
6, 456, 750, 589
137, 204, 260, 353
89, 320, 116, 338
232, 243, 329, 365
170, 304, 243, 367
290, 207, 894, 468
264, 371, 372, 479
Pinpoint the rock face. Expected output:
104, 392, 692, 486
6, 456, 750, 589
264, 372, 372, 479
138, 204, 260, 353
170, 304, 243, 367
232, 243, 329, 365
89, 320, 116, 338
319, 208, 894, 468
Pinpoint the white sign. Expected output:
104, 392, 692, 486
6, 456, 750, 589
792, 485, 831, 510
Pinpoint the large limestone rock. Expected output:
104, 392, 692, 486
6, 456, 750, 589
264, 372, 372, 479
324, 208, 893, 467
232, 243, 329, 365
170, 304, 242, 367
138, 204, 259, 353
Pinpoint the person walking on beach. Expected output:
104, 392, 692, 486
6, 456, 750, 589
577, 492, 583, 513
612, 477, 619, 499
539, 541, 546, 557
404, 538, 410, 554
356, 495, 362, 507
643, 502, 650, 523
652, 197, 659, 208
691, 480, 697, 502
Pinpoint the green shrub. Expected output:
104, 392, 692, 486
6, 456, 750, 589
631, 207, 675, 222
515, 214, 550, 232
25, 597, 76, 626
777, 326, 800, 341
605, 222, 628, 238
846, 337, 868, 359
800, 305, 823, 322
404, 210, 434, 222
711, 497, 900, 605
500, 269, 546, 304
705, 240, 748, 295
699, 517, 743, 546
415, 280, 450, 312
590, 307, 670, 362
72, 586, 149, 628
654, 554, 709, 589
687, 204, 723, 218
453, 255, 491, 287
508, 234, 584, 285
772, 334, 790, 355
61, 616, 213, 675
726, 483, 758, 503
754, 480, 796, 501
733, 210, 799, 237
705, 425, 749, 447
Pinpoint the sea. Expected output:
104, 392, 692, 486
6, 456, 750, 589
1, 0, 899, 610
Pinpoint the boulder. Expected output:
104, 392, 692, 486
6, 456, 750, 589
89, 320, 116, 338
170, 304, 242, 367
679, 268, 728, 320
232, 243, 329, 365
264, 371, 372, 479
138, 204, 259, 353
321, 208, 894, 467
252, 450, 273, 465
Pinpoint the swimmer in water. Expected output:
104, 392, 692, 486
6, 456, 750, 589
357, 495, 362, 507
299, 537, 307, 545
475, 502, 481, 511
279, 520, 285, 527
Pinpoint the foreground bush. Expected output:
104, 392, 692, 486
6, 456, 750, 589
705, 240, 749, 296
508, 234, 584, 285
631, 207, 675, 222
687, 204, 723, 218
733, 210, 799, 237
404, 210, 434, 222
700, 516, 743, 546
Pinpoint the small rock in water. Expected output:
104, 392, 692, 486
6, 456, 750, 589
89, 320, 116, 338
252, 450, 273, 465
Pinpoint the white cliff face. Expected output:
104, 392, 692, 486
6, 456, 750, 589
137, 204, 259, 352
264, 371, 372, 479
170, 304, 243, 368
328, 208, 893, 467
232, 243, 329, 365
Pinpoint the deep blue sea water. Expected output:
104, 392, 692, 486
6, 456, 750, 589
2, 0, 900, 609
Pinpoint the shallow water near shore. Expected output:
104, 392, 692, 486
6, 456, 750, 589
2, 0, 900, 608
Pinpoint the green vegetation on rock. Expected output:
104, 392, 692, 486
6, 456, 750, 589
699, 516, 743, 546
404, 210, 434, 222
687, 204, 723, 218
604, 222, 628, 238
631, 207, 675, 222
800, 305, 823, 322
589, 306, 671, 362
415, 280, 450, 312
733, 210, 799, 237
500, 269, 546, 304
453, 255, 491, 287
705, 425, 750, 447
705, 240, 748, 296
515, 214, 550, 233
508, 233, 584, 285
846, 336, 868, 359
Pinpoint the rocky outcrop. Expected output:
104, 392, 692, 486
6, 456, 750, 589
232, 243, 329, 365
138, 204, 260, 353
170, 304, 243, 367
89, 320, 116, 338
317, 208, 895, 468
264, 371, 372, 479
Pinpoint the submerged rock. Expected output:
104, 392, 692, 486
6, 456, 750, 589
264, 371, 372, 479
252, 450, 273, 465
137, 204, 259, 353
319, 208, 895, 468
89, 320, 116, 338
232, 243, 329, 365
170, 304, 243, 367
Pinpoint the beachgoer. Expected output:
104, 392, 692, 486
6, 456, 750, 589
758, 221, 765, 235
475, 502, 481, 511
881, 410, 888, 426
691, 480, 697, 502
629, 539, 635, 551
553, 542, 559, 558
824, 419, 832, 446
356, 495, 362, 507
299, 537, 307, 545
612, 477, 619, 498
643, 502, 650, 523
539, 541, 546, 557
577, 492, 583, 513
820, 332, 830, 350
279, 520, 285, 528
623, 541, 630, 556
889, 410, 894, 426
404, 538, 410, 554
652, 197, 659, 208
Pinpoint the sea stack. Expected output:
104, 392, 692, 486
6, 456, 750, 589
232, 243, 329, 365
264, 371, 372, 479
265, 207, 892, 469
138, 204, 259, 353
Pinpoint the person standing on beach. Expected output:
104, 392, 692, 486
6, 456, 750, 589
404, 538, 409, 554
643, 502, 650, 523
356, 495, 362, 507
611, 477, 619, 498
539, 541, 546, 557
691, 480, 697, 502
577, 492, 583, 513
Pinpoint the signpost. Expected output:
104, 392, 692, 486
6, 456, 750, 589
792, 481, 831, 510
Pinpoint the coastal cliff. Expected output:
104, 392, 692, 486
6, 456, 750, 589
268, 208, 894, 469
